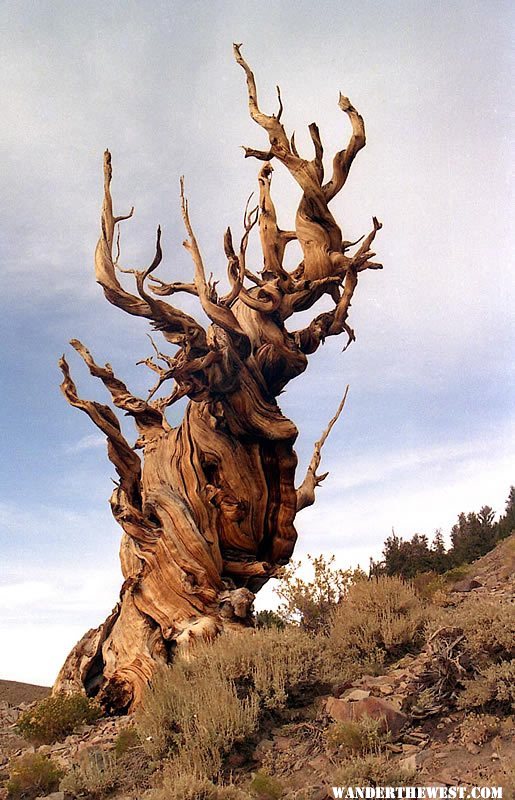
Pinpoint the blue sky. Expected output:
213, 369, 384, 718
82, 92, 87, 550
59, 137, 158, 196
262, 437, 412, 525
0, 0, 513, 684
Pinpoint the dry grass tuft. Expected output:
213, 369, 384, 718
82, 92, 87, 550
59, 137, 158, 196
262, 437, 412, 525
7, 752, 63, 800
59, 748, 118, 796
331, 753, 417, 786
457, 660, 515, 712
329, 575, 428, 668
325, 716, 390, 754
149, 768, 252, 800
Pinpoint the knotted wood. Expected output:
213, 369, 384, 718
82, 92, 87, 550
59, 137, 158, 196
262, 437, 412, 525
54, 46, 382, 712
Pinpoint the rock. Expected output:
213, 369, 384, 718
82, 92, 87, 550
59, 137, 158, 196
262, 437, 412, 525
378, 684, 394, 696
386, 744, 403, 753
253, 737, 273, 761
332, 679, 354, 696
435, 769, 458, 785
226, 751, 246, 768
403, 732, 428, 744
451, 578, 482, 592
388, 695, 404, 710
326, 695, 408, 736
308, 754, 331, 773
400, 754, 418, 771
35, 793, 65, 800
274, 736, 294, 752
344, 689, 370, 701
409, 731, 429, 740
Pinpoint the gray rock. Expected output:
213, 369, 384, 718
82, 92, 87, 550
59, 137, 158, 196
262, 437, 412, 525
451, 578, 482, 592
326, 695, 408, 736
344, 688, 371, 701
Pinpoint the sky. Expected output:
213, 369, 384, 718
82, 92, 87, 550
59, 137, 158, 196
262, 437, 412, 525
0, 0, 513, 686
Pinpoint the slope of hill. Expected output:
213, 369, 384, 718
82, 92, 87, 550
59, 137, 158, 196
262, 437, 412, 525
0, 535, 513, 799
0, 681, 50, 707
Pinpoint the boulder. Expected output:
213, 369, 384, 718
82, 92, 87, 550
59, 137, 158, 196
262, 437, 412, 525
326, 695, 408, 736
35, 794, 65, 800
451, 578, 482, 592
344, 689, 370, 701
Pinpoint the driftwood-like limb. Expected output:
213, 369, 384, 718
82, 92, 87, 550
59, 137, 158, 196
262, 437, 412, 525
180, 177, 251, 357
323, 94, 366, 203
96, 151, 208, 351
68, 339, 166, 435
296, 386, 349, 511
55, 46, 382, 713
234, 45, 369, 293
258, 162, 296, 281
59, 355, 142, 504
293, 217, 383, 354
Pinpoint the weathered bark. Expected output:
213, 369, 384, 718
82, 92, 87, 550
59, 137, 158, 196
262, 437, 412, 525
54, 46, 382, 712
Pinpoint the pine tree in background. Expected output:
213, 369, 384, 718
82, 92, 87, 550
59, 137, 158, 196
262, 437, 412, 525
450, 506, 497, 565
497, 486, 515, 541
430, 529, 448, 573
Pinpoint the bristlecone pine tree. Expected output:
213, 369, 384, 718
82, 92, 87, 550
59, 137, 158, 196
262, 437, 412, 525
54, 45, 382, 713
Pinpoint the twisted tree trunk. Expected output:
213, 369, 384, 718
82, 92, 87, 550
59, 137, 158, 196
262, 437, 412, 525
54, 45, 382, 713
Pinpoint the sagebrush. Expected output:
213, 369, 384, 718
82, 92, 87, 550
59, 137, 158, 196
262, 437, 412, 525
16, 692, 100, 744
7, 752, 63, 800
329, 575, 428, 667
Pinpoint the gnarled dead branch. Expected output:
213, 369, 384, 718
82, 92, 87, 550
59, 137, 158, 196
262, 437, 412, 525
55, 46, 382, 713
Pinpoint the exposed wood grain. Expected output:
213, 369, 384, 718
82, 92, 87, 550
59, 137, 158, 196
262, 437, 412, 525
54, 47, 381, 712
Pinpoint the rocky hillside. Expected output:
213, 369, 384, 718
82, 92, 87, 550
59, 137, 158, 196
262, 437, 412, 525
1, 535, 513, 800
0, 683, 49, 708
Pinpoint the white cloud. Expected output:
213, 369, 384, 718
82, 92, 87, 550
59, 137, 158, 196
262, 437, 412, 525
326, 426, 515, 494
0, 564, 121, 685
64, 433, 106, 453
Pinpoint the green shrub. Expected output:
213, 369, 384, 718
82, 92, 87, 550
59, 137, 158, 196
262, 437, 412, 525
136, 655, 259, 772
331, 753, 417, 786
329, 575, 428, 664
457, 660, 515, 712
213, 626, 331, 709
255, 610, 286, 630
16, 692, 101, 744
275, 554, 363, 632
114, 725, 140, 756
249, 770, 284, 799
441, 564, 472, 584
325, 717, 390, 754
7, 752, 63, 800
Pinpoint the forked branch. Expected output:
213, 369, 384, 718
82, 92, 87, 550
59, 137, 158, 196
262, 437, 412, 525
68, 339, 168, 436
180, 177, 251, 357
95, 150, 208, 351
59, 355, 142, 503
